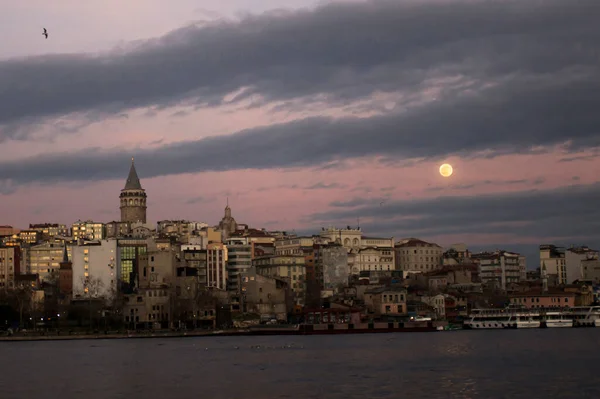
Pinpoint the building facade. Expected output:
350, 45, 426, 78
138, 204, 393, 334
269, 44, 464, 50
207, 242, 228, 290
72, 220, 105, 241
253, 254, 306, 305
0, 246, 20, 289
226, 237, 252, 291
29, 241, 72, 281
540, 245, 567, 284
472, 250, 526, 290
71, 239, 119, 299
394, 238, 443, 273
565, 246, 599, 284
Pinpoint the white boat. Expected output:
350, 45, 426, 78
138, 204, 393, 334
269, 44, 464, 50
464, 308, 511, 329
567, 306, 600, 327
543, 311, 573, 328
505, 311, 541, 329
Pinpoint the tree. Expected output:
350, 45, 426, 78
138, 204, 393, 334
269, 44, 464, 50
0, 286, 32, 329
75, 276, 105, 330
13, 284, 34, 329
104, 278, 125, 329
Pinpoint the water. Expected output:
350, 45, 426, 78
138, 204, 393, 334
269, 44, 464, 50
1, 329, 599, 398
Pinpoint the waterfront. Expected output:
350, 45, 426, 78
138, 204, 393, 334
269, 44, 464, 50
1, 329, 599, 398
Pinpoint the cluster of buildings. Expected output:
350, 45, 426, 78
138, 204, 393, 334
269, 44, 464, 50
1, 160, 599, 330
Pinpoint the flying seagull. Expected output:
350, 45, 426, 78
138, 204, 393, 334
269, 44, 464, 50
42, 28, 48, 39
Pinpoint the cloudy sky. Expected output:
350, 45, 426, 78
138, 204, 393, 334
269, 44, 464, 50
1, 0, 599, 265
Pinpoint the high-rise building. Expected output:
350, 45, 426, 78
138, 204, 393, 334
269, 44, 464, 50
0, 246, 20, 289
226, 237, 253, 291
72, 220, 105, 241
71, 239, 119, 299
472, 250, 526, 290
120, 158, 147, 224
207, 243, 228, 290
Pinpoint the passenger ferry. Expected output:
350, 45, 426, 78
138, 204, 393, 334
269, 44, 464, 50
543, 311, 573, 328
463, 308, 512, 329
567, 306, 600, 327
504, 310, 542, 329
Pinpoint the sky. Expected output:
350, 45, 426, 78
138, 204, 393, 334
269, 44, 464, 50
1, 0, 600, 267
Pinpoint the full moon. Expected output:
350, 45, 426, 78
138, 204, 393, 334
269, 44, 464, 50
439, 163, 453, 177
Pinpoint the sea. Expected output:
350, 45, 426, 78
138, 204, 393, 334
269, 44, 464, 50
0, 329, 599, 398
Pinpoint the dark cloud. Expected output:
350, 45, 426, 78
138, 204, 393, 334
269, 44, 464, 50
425, 177, 543, 192
308, 183, 600, 245
0, 0, 599, 185
3, 69, 600, 186
559, 153, 600, 163
305, 182, 346, 190
1, 0, 599, 140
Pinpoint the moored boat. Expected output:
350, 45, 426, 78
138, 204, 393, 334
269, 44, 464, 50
543, 311, 573, 328
567, 306, 600, 327
463, 308, 512, 329
505, 311, 542, 329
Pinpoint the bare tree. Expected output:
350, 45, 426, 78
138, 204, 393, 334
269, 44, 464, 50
5, 284, 34, 329
104, 278, 125, 329
75, 276, 105, 330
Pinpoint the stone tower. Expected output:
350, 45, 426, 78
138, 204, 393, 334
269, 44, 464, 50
218, 198, 238, 241
120, 157, 147, 223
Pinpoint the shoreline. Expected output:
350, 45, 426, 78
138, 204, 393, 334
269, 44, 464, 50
0, 325, 441, 342
0, 329, 247, 342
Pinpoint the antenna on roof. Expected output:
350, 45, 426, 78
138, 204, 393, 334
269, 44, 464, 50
357, 216, 360, 229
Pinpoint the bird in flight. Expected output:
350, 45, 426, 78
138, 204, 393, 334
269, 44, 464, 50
42, 28, 48, 39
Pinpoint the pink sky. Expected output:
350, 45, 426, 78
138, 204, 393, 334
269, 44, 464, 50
2, 149, 596, 232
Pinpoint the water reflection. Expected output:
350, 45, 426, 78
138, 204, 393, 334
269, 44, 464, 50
1, 329, 599, 398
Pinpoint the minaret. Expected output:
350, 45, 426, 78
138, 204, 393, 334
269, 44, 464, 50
541, 261, 548, 293
119, 157, 147, 223
224, 196, 232, 219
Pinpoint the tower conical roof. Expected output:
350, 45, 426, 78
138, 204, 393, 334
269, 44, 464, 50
124, 157, 143, 190
62, 245, 69, 263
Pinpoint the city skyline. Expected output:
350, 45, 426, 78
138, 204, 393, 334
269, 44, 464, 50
1, 0, 600, 263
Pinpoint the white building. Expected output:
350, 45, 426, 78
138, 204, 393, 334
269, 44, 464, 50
355, 247, 395, 273
320, 226, 362, 249
394, 238, 443, 273
565, 246, 599, 284
319, 227, 395, 275
71, 239, 119, 299
72, 220, 105, 241
540, 245, 566, 284
472, 250, 526, 290
226, 237, 253, 291
207, 243, 227, 290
